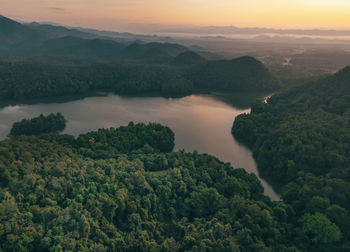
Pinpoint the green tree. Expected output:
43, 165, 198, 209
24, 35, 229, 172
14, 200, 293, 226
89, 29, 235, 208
302, 212, 342, 245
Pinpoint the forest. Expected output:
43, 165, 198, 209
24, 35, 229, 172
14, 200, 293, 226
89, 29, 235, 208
9, 113, 66, 137
0, 114, 299, 251
0, 56, 280, 100
232, 66, 350, 251
0, 15, 281, 100
1, 13, 348, 252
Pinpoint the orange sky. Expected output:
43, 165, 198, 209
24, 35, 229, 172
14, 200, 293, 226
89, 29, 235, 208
1, 0, 350, 30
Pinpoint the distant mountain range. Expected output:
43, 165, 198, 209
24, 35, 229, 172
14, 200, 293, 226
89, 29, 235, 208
0, 15, 50, 49
26, 22, 174, 44
154, 25, 350, 37
0, 15, 193, 62
0, 14, 281, 98
25, 22, 110, 40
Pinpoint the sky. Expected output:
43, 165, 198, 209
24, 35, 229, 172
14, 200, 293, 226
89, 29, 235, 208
1, 0, 350, 31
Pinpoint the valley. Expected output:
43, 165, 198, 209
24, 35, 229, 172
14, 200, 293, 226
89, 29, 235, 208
0, 12, 349, 251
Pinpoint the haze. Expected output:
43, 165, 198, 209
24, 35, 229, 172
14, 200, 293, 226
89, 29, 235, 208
1, 0, 350, 32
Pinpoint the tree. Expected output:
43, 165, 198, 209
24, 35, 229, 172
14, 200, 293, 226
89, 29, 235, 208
9, 113, 66, 136
301, 212, 342, 245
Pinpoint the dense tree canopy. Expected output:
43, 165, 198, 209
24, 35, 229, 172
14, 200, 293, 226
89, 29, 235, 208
9, 113, 66, 136
75, 122, 175, 158
0, 116, 299, 251
189, 56, 281, 92
232, 66, 350, 251
0, 56, 280, 101
1, 13, 348, 251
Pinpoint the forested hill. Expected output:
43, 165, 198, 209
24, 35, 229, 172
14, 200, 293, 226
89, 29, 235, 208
0, 15, 51, 55
0, 115, 298, 251
0, 15, 188, 62
232, 66, 350, 251
0, 15, 280, 99
189, 56, 280, 91
0, 16, 188, 60
0, 57, 280, 100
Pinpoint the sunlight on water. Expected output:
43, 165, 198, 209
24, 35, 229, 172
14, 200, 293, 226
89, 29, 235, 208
0, 93, 280, 200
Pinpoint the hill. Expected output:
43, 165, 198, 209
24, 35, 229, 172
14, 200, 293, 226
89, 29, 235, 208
190, 56, 281, 91
40, 36, 125, 60
232, 67, 350, 250
25, 22, 106, 40
172, 51, 205, 66
0, 56, 280, 100
0, 15, 188, 61
0, 15, 50, 55
0, 15, 280, 97
0, 115, 297, 251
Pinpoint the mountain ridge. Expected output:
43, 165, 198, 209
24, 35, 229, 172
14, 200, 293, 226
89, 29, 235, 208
0, 15, 189, 61
0, 14, 281, 98
232, 66, 350, 250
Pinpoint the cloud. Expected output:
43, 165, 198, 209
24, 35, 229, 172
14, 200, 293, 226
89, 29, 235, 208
50, 7, 68, 13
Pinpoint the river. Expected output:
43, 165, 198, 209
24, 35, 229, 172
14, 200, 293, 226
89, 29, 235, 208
0, 92, 280, 200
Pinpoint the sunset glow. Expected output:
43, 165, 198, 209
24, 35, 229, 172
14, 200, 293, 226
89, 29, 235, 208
1, 0, 350, 30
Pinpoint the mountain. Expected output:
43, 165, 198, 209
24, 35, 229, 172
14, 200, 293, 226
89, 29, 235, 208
0, 15, 279, 95
73, 26, 173, 43
172, 51, 205, 65
0, 15, 189, 61
25, 22, 164, 44
25, 22, 107, 40
40, 36, 125, 60
0, 15, 51, 55
0, 15, 48, 42
190, 56, 281, 91
307, 66, 350, 102
142, 42, 188, 57
155, 24, 350, 36
232, 67, 350, 250
0, 15, 215, 62
0, 55, 280, 100
38, 39, 189, 61
136, 47, 173, 64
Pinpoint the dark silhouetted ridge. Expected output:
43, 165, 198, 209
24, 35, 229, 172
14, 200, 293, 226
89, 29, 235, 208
173, 51, 205, 65
190, 56, 281, 91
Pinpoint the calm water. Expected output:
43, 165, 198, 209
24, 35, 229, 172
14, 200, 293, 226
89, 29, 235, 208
0, 93, 280, 200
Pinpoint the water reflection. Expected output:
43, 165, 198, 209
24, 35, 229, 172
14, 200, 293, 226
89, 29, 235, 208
0, 93, 280, 200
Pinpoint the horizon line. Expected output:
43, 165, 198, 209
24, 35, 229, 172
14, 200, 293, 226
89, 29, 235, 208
3, 13, 350, 35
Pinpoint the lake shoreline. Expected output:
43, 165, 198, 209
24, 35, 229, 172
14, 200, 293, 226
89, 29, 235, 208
0, 92, 280, 200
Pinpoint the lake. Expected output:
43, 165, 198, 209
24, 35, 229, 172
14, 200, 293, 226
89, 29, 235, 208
0, 92, 280, 200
